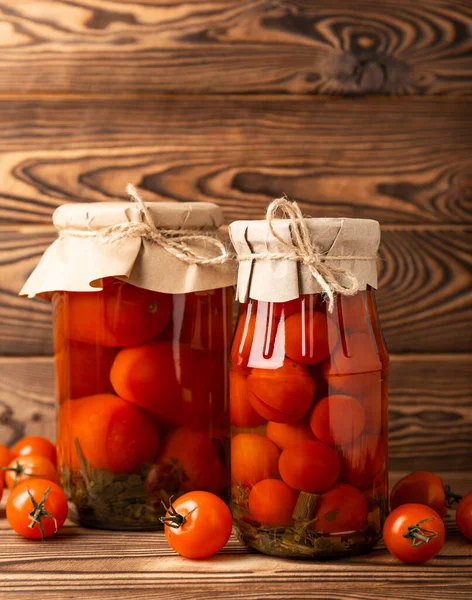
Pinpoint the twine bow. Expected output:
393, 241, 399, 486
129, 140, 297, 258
60, 184, 231, 267
238, 197, 375, 313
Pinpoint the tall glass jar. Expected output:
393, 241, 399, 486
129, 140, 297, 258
21, 193, 236, 530
229, 206, 388, 558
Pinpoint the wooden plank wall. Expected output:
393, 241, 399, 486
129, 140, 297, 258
0, 1, 470, 471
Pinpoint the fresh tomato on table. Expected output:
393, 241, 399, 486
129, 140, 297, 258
6, 479, 68, 541
12, 436, 57, 467
4, 455, 57, 489
161, 491, 232, 559
456, 492, 472, 541
383, 504, 445, 564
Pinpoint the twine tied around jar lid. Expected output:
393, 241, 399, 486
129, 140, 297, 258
59, 184, 232, 267
237, 197, 377, 313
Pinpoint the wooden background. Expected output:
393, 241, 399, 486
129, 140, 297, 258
0, 0, 470, 472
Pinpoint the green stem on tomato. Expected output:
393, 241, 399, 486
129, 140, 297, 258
444, 484, 463, 508
403, 517, 438, 547
26, 486, 57, 543
159, 497, 197, 529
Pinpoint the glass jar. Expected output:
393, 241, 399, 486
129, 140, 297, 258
21, 193, 236, 530
229, 207, 388, 558
54, 280, 232, 530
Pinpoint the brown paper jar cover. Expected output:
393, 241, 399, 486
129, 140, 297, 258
229, 217, 380, 303
21, 201, 237, 298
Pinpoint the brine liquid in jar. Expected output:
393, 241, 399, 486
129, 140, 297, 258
55, 278, 233, 530
230, 290, 388, 558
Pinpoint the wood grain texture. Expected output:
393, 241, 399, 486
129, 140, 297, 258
388, 356, 472, 471
0, 356, 470, 471
0, 97, 470, 225
1, 226, 470, 355
0, 1, 470, 95
0, 473, 470, 600
0, 357, 55, 446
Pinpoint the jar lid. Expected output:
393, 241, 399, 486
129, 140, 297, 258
229, 200, 380, 307
21, 189, 236, 298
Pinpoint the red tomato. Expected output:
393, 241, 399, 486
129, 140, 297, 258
326, 371, 385, 435
383, 504, 445, 564
390, 472, 447, 518
456, 492, 472, 541
4, 455, 57, 490
284, 310, 337, 365
232, 301, 289, 371
110, 341, 226, 428
163, 288, 233, 353
339, 434, 386, 491
65, 280, 171, 347
231, 305, 257, 371
231, 433, 280, 487
58, 394, 159, 474
270, 298, 303, 320
55, 340, 117, 402
278, 440, 340, 493
322, 330, 382, 375
310, 394, 365, 447
162, 491, 232, 559
266, 420, 315, 450
247, 360, 315, 423
249, 479, 298, 527
12, 436, 57, 467
148, 428, 228, 496
230, 371, 266, 428
335, 292, 370, 334
312, 483, 368, 534
6, 479, 68, 540
0, 444, 15, 483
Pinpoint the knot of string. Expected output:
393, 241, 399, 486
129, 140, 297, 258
237, 197, 375, 312
60, 184, 231, 267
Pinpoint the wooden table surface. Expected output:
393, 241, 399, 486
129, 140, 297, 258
1, 472, 471, 600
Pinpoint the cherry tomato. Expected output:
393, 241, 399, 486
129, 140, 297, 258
231, 433, 280, 487
335, 292, 370, 334
339, 434, 386, 490
4, 455, 57, 489
266, 420, 315, 450
55, 340, 117, 402
58, 394, 159, 474
6, 479, 68, 540
312, 483, 368, 534
383, 504, 445, 564
310, 394, 365, 447
110, 341, 225, 428
162, 288, 233, 353
161, 491, 232, 559
322, 331, 382, 375
65, 280, 172, 347
278, 440, 340, 493
271, 298, 303, 320
0, 444, 15, 484
147, 428, 228, 496
230, 371, 266, 428
249, 479, 298, 527
247, 360, 315, 423
284, 310, 337, 365
232, 301, 289, 371
12, 436, 57, 467
231, 305, 257, 371
326, 371, 385, 435
456, 492, 472, 541
390, 472, 447, 518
